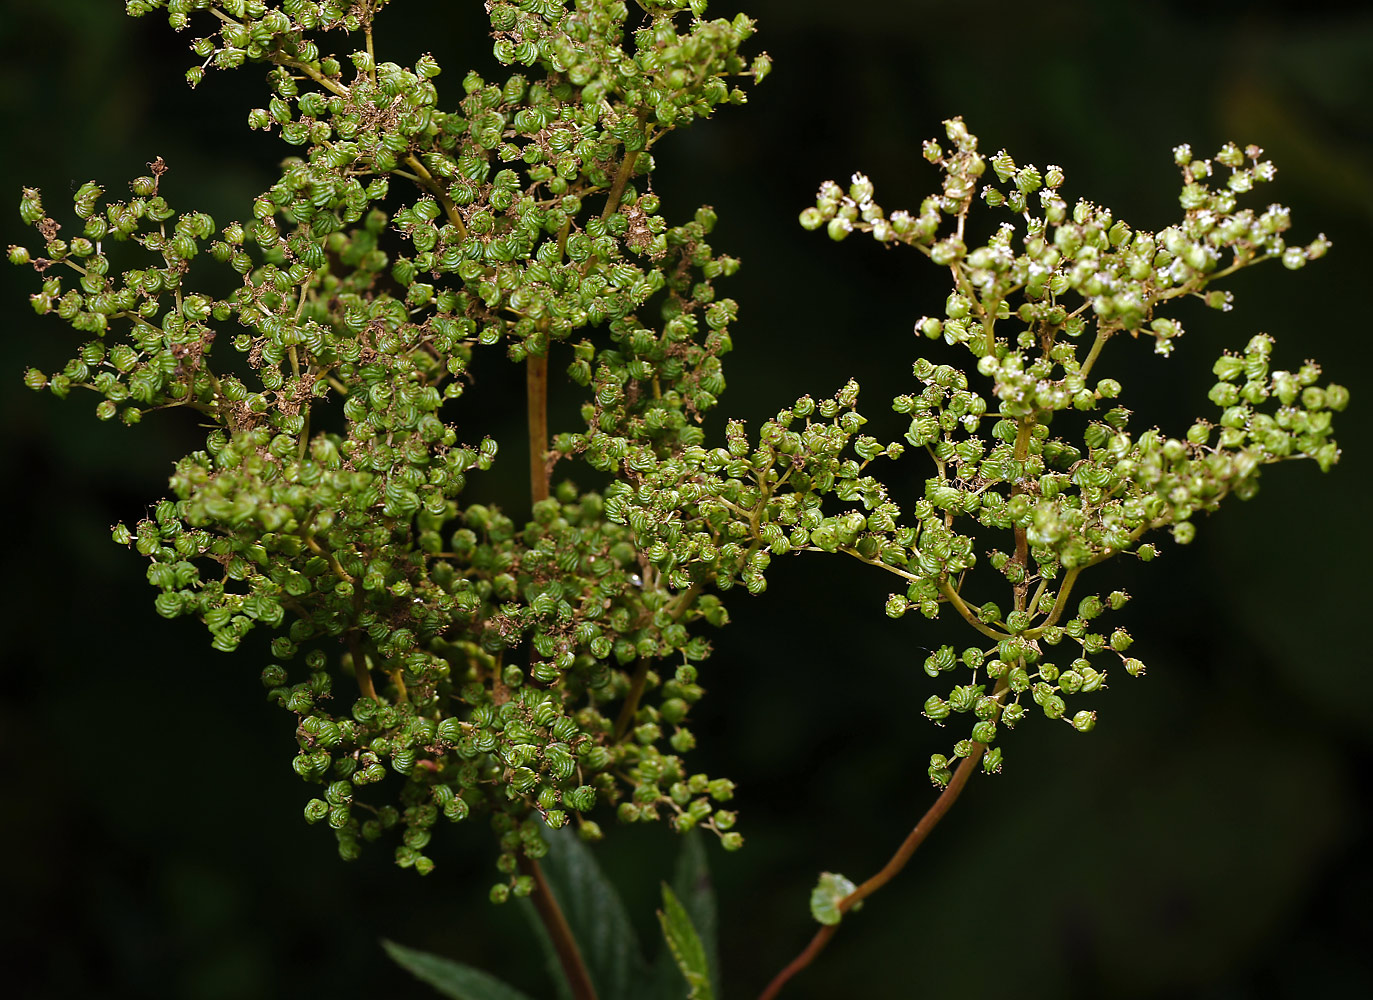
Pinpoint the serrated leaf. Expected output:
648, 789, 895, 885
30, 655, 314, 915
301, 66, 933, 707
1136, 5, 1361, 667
650, 830, 720, 999
381, 939, 537, 1000
809, 872, 858, 926
657, 883, 713, 1000
527, 829, 648, 1000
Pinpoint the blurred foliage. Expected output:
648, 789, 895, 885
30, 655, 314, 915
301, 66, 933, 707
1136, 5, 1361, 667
1, 1, 1369, 998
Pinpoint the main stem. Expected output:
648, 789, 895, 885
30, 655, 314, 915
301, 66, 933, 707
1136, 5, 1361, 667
520, 336, 595, 999
756, 749, 984, 1000
518, 855, 599, 1000
527, 353, 549, 505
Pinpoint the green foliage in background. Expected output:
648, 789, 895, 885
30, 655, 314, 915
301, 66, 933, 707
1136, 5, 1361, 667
10, 0, 1348, 996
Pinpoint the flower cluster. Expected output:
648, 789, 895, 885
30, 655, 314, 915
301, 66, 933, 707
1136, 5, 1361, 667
14, 0, 764, 893
11, 0, 1348, 914
613, 117, 1345, 782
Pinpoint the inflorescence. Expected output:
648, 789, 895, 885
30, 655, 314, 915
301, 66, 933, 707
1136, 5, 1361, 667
11, 2, 1345, 905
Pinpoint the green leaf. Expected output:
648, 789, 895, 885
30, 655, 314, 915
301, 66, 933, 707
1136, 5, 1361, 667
650, 830, 720, 999
381, 939, 538, 1000
522, 829, 648, 1000
657, 883, 713, 1000
809, 872, 858, 926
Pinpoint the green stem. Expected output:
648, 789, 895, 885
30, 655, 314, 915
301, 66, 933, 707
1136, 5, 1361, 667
274, 53, 351, 100
613, 659, 649, 742
402, 154, 468, 239
346, 631, 378, 701
1024, 566, 1080, 637
364, 12, 376, 86
1078, 325, 1112, 381
937, 579, 1008, 640
601, 111, 650, 221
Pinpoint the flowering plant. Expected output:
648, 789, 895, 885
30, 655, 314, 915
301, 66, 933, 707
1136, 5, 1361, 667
12, 2, 1345, 997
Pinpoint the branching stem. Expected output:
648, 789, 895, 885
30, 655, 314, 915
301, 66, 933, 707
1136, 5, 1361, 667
402, 154, 468, 238
937, 579, 1007, 640
1079, 324, 1114, 381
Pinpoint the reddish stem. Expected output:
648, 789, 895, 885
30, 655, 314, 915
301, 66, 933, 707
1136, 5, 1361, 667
518, 854, 598, 1000
527, 353, 549, 505
756, 748, 984, 1000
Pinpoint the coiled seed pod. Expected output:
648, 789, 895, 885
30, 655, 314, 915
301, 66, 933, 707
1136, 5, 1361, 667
922, 695, 950, 723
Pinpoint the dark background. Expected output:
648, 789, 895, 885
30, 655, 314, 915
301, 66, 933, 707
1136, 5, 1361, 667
2, 1, 1370, 997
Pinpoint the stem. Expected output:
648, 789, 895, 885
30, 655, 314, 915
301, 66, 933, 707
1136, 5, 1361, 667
615, 581, 704, 740
1011, 419, 1035, 609
387, 667, 408, 702
937, 579, 1007, 640
364, 13, 376, 86
1024, 565, 1081, 637
518, 855, 599, 1000
346, 632, 378, 701
527, 352, 549, 505
757, 751, 984, 1000
1078, 324, 1113, 381
758, 927, 837, 1000
303, 535, 353, 585
613, 659, 650, 741
601, 111, 650, 221
276, 54, 351, 99
844, 750, 982, 905
402, 154, 468, 238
